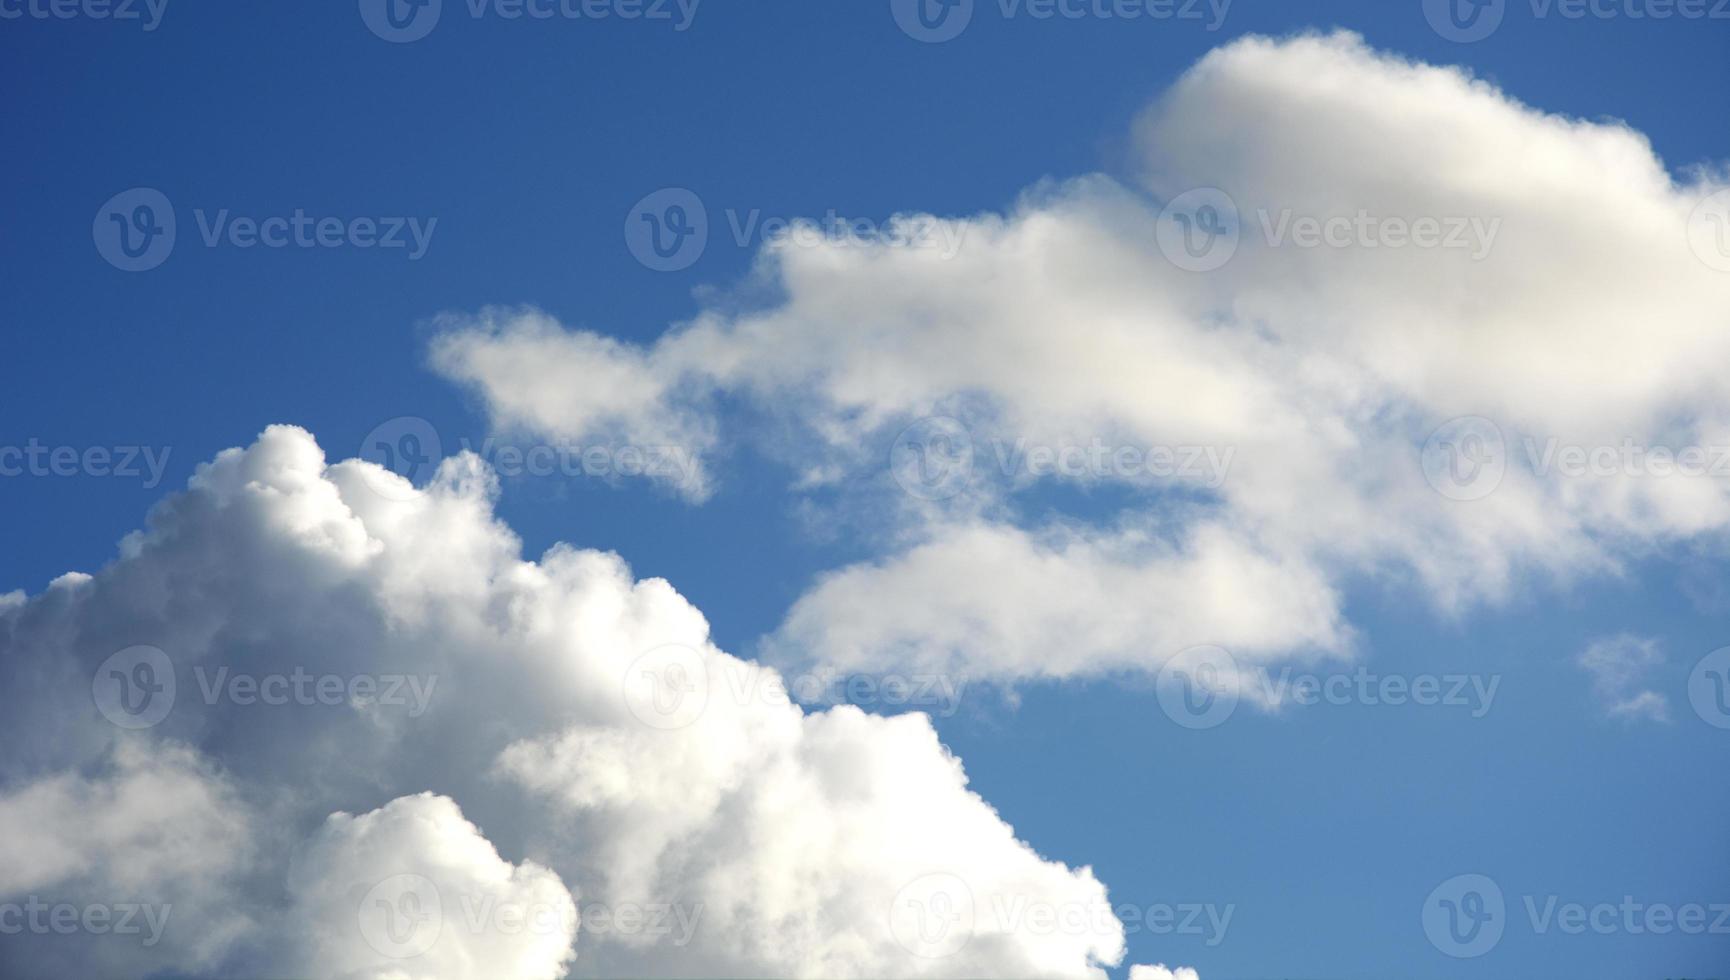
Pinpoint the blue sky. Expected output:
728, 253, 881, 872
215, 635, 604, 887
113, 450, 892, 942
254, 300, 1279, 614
3, 2, 1730, 978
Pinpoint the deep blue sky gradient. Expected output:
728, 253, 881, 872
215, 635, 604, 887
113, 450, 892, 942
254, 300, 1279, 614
3, 3, 1728, 977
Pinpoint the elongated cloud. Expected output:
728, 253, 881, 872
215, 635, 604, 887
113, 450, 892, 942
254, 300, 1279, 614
431, 32, 1730, 685
0, 426, 1126, 978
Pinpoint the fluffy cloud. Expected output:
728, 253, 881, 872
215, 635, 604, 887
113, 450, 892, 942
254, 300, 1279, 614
283, 793, 578, 980
0, 426, 1126, 978
430, 311, 717, 501
431, 31, 1730, 686
1577, 634, 1671, 723
772, 521, 1346, 682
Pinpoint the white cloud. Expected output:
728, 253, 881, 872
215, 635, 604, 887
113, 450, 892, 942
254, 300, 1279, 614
1577, 634, 1671, 723
283, 792, 578, 980
772, 520, 1347, 683
0, 740, 256, 977
1129, 966, 1200, 980
430, 32, 1730, 687
0, 425, 1124, 979
429, 308, 718, 501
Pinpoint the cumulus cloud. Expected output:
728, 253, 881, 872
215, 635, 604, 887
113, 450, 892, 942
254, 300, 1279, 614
430, 31, 1730, 687
284, 792, 578, 980
1577, 634, 1671, 723
0, 426, 1125, 978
